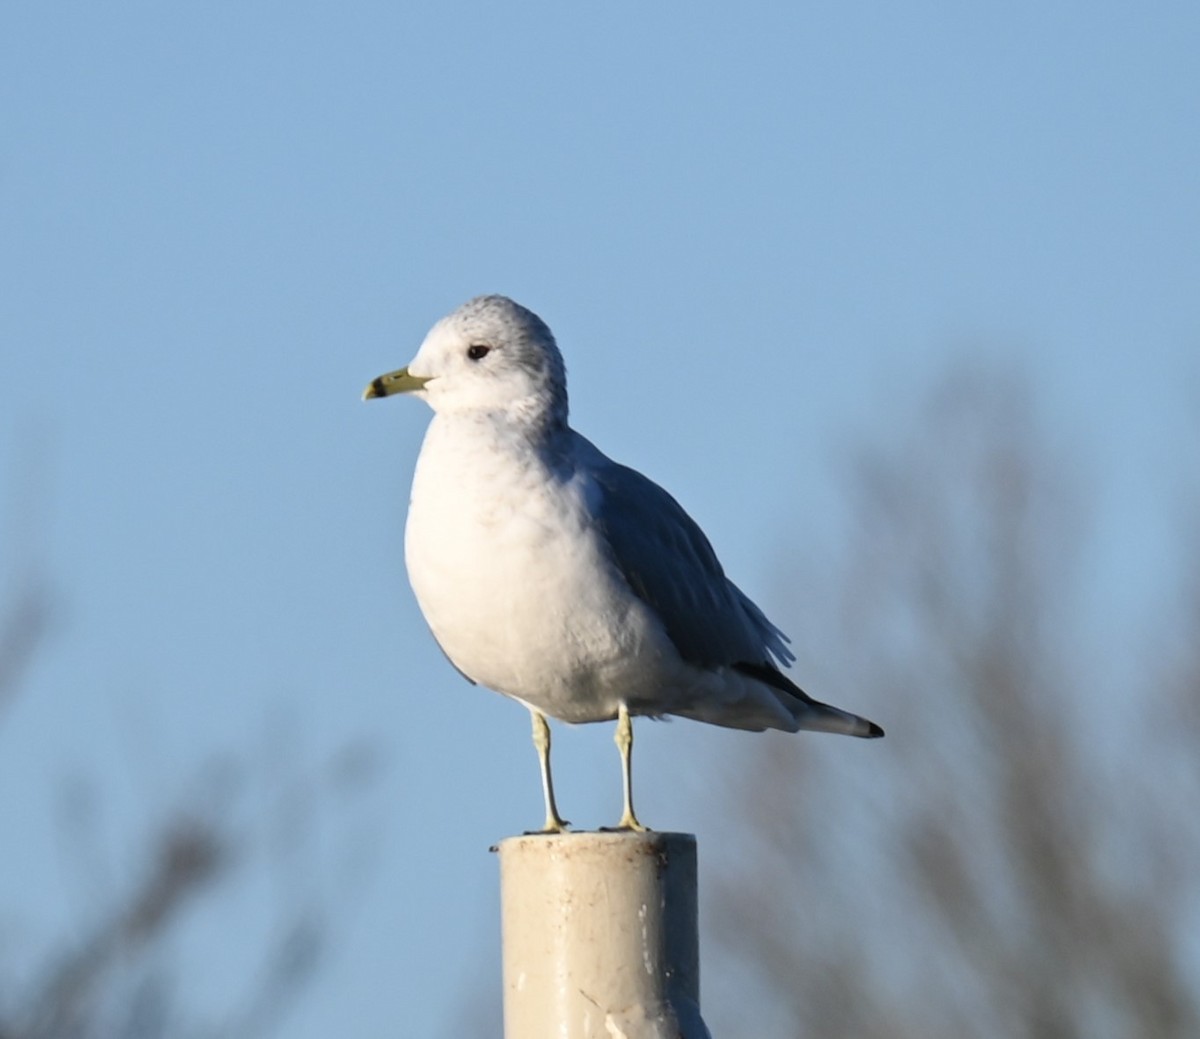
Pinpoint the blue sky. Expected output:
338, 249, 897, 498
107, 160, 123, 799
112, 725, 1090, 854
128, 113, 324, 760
2, 2, 1198, 1034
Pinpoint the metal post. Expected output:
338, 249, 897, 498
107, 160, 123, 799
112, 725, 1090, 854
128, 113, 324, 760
497, 831, 708, 1039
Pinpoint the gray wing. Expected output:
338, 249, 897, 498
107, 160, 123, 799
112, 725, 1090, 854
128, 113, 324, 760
590, 460, 794, 671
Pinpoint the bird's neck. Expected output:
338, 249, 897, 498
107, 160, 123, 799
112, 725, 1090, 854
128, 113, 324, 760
430, 402, 569, 462
441, 394, 568, 448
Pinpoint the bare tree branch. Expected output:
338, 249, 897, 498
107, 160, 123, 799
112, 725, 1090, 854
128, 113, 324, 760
706, 365, 1200, 1039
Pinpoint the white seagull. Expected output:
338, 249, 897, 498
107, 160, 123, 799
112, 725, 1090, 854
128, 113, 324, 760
364, 295, 882, 832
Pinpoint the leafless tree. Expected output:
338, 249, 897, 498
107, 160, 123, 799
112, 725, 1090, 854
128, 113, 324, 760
0, 553, 380, 1039
705, 365, 1200, 1038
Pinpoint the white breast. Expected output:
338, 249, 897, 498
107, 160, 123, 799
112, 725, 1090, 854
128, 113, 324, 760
404, 416, 674, 722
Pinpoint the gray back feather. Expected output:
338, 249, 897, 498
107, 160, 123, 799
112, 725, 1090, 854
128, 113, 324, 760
591, 461, 793, 670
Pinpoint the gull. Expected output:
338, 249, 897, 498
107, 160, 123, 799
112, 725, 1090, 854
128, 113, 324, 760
364, 295, 882, 832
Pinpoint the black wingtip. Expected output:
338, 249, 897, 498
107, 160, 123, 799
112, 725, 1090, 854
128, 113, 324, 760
867, 721, 885, 738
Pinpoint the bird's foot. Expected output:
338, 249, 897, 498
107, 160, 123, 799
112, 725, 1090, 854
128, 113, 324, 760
525, 814, 571, 836
602, 811, 649, 833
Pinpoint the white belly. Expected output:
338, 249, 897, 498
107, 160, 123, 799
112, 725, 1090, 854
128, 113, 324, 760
404, 418, 674, 722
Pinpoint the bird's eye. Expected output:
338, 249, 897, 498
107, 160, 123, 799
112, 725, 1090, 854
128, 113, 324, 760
467, 344, 490, 361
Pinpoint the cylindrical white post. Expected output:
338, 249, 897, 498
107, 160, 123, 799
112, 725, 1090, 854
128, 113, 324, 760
498, 831, 706, 1039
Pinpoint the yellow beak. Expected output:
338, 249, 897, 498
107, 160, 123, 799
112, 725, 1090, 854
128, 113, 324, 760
362, 367, 432, 400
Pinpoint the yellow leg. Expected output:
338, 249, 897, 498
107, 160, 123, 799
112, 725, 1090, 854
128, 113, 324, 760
530, 710, 569, 833
613, 703, 648, 831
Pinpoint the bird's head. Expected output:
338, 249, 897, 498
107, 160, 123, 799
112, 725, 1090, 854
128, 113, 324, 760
363, 295, 568, 429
